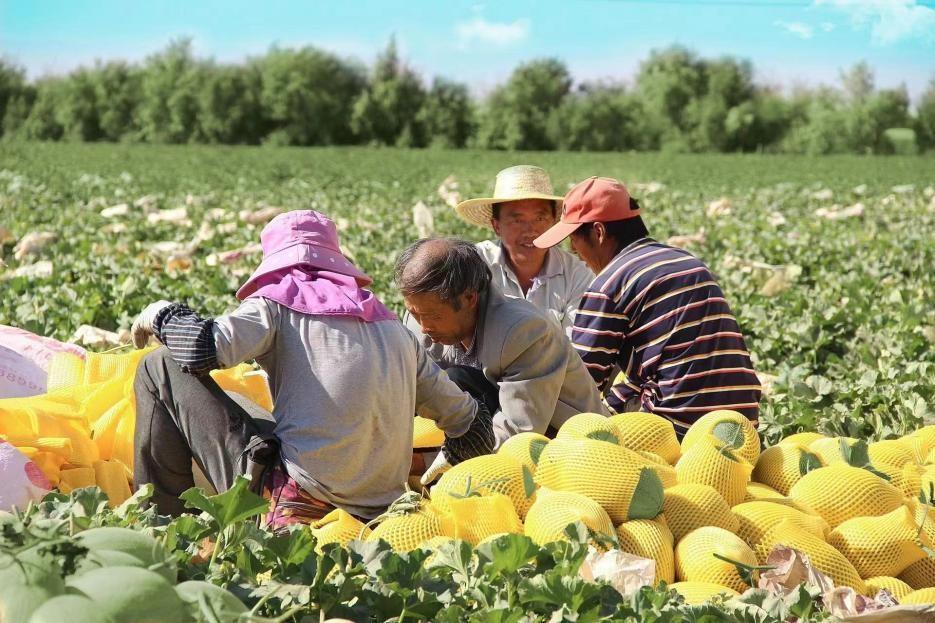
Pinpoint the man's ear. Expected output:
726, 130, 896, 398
593, 222, 608, 245
491, 217, 502, 237
462, 290, 479, 310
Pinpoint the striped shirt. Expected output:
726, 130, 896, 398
572, 237, 761, 436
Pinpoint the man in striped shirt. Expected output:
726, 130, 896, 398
533, 177, 761, 438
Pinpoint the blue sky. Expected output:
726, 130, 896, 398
2, 0, 934, 100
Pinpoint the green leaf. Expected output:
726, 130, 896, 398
179, 475, 268, 530
528, 438, 548, 465
797, 451, 822, 476
585, 430, 619, 444
522, 465, 537, 499
840, 439, 891, 480
476, 534, 538, 578
712, 421, 745, 450
627, 467, 664, 520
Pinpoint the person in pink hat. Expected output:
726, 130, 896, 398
534, 177, 761, 439
129, 210, 494, 524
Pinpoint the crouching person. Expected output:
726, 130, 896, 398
130, 210, 493, 525
395, 238, 607, 481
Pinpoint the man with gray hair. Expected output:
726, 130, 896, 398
396, 237, 607, 481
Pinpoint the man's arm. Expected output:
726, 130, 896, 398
570, 290, 630, 392
492, 316, 568, 446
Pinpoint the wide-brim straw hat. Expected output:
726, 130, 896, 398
455, 165, 564, 228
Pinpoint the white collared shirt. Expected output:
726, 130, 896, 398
476, 240, 594, 337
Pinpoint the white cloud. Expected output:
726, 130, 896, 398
815, 0, 935, 44
455, 17, 530, 48
821, 21, 837, 31
775, 20, 815, 39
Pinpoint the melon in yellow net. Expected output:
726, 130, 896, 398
863, 576, 914, 601
898, 556, 935, 590
681, 410, 760, 465
830, 504, 931, 580
901, 587, 935, 605
556, 412, 619, 444
636, 451, 678, 489
662, 483, 738, 543
535, 436, 664, 523
311, 508, 371, 552
868, 439, 917, 469
669, 581, 740, 605
608, 412, 681, 464
732, 501, 829, 551
757, 520, 866, 593
876, 461, 925, 500
616, 519, 675, 584
779, 432, 826, 447
431, 454, 535, 519
523, 489, 617, 546
675, 526, 758, 593
443, 494, 523, 546
498, 432, 550, 475
788, 463, 903, 528
751, 443, 823, 496
744, 482, 786, 501
808, 437, 856, 465
675, 435, 752, 507
366, 493, 453, 552
411, 416, 444, 448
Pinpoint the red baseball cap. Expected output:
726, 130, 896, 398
534, 177, 638, 248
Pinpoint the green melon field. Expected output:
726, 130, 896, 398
2, 143, 932, 442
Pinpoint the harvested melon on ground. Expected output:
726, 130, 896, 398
779, 432, 826, 447
431, 454, 534, 518
412, 416, 444, 448
752, 443, 823, 495
311, 508, 371, 552
675, 435, 752, 507
535, 436, 664, 523
608, 412, 681, 464
681, 410, 760, 465
636, 450, 678, 488
524, 489, 617, 546
498, 432, 550, 475
675, 526, 758, 593
898, 556, 935, 590
732, 501, 829, 550
868, 439, 917, 469
616, 518, 675, 584
876, 461, 925, 500
662, 483, 739, 543
788, 463, 903, 527
367, 492, 454, 552
756, 520, 866, 593
864, 576, 914, 601
903, 426, 935, 464
444, 493, 523, 545
808, 437, 857, 465
744, 482, 786, 501
902, 587, 935, 604
669, 581, 740, 605
908, 498, 935, 545
828, 505, 930, 578
556, 412, 619, 444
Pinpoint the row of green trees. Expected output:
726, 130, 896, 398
2, 39, 933, 154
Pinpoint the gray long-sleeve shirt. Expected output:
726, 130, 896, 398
210, 297, 478, 518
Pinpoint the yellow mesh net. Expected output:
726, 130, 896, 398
868, 439, 917, 469
498, 432, 550, 475
637, 451, 678, 489
808, 437, 856, 465
46, 352, 87, 391
92, 459, 131, 507
732, 501, 829, 550
901, 587, 935, 605
744, 482, 786, 501
788, 463, 903, 528
366, 500, 453, 552
752, 443, 823, 496
311, 509, 371, 552
615, 519, 675, 584
431, 454, 534, 519
876, 461, 925, 500
608, 412, 681, 465
757, 520, 865, 592
675, 526, 757, 593
908, 499, 935, 546
903, 426, 935, 464
556, 412, 619, 444
778, 432, 826, 447
211, 364, 273, 412
675, 435, 752, 507
681, 410, 760, 465
662, 483, 738, 543
412, 416, 444, 448
863, 576, 914, 600
444, 494, 523, 545
535, 436, 664, 523
523, 489, 617, 546
669, 582, 740, 605
897, 556, 935, 590
59, 467, 96, 492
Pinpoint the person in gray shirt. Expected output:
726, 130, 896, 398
395, 238, 608, 482
129, 210, 493, 522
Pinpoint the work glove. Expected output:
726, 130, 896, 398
421, 399, 495, 486
131, 300, 172, 348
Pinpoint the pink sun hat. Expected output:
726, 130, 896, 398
236, 210, 371, 300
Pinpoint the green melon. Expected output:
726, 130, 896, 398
75, 527, 176, 582
175, 581, 248, 622
66, 566, 190, 623
28, 594, 116, 623
0, 549, 65, 623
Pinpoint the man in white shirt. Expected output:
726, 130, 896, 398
456, 165, 594, 336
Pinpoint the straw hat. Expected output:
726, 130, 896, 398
455, 165, 564, 228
